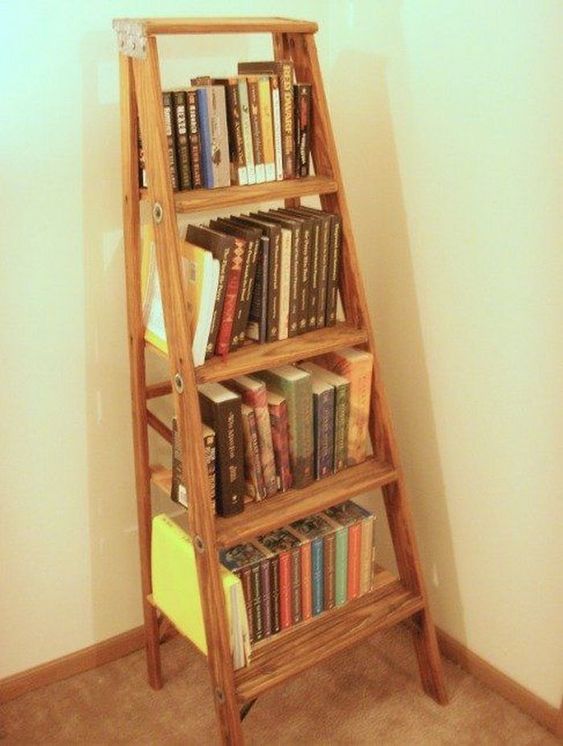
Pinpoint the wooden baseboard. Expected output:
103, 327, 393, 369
0, 626, 145, 704
1, 622, 560, 738
436, 627, 562, 736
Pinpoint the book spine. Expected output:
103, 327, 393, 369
294, 83, 312, 177
300, 223, 315, 330
210, 86, 231, 188
250, 562, 263, 641
137, 127, 148, 188
359, 514, 375, 595
347, 358, 373, 466
268, 399, 293, 492
186, 89, 203, 189
323, 531, 336, 611
196, 88, 214, 188
290, 547, 302, 624
309, 221, 321, 329
246, 237, 268, 343
333, 526, 348, 606
287, 226, 301, 338
270, 76, 284, 181
293, 225, 307, 334
242, 408, 266, 500
170, 417, 187, 508
162, 91, 179, 191
266, 227, 281, 342
223, 80, 248, 185
326, 215, 341, 326
259, 557, 272, 638
244, 388, 277, 498
334, 382, 350, 472
314, 388, 334, 479
270, 554, 281, 634
258, 76, 276, 182
215, 241, 244, 357
278, 228, 291, 340
205, 247, 231, 359
225, 236, 249, 350
238, 567, 254, 643
234, 237, 259, 348
300, 539, 312, 620
246, 78, 266, 183
203, 429, 216, 512
293, 374, 314, 488
347, 522, 362, 600
316, 218, 330, 327
172, 91, 192, 191
237, 78, 256, 185
278, 550, 292, 630
311, 537, 324, 616
278, 62, 295, 179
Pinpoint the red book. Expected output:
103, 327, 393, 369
267, 391, 293, 492
278, 550, 292, 629
215, 234, 245, 357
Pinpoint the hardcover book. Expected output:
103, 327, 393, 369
245, 76, 266, 183
290, 513, 335, 616
213, 77, 248, 185
171, 90, 192, 191
257, 75, 276, 182
324, 501, 367, 600
237, 77, 256, 184
284, 207, 326, 328
240, 404, 266, 500
195, 87, 214, 188
294, 83, 312, 176
266, 391, 292, 492
162, 91, 180, 191
171, 416, 216, 512
277, 208, 317, 330
257, 527, 302, 629
186, 88, 204, 188
221, 540, 269, 643
310, 375, 335, 479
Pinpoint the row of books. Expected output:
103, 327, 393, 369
142, 205, 341, 366
221, 500, 376, 646
141, 59, 311, 191
171, 348, 374, 517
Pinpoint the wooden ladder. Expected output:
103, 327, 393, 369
115, 16, 447, 745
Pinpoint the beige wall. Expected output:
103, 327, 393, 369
1, 0, 561, 710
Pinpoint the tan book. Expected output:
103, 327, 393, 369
257, 76, 276, 182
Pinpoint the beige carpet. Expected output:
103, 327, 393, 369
1, 626, 558, 745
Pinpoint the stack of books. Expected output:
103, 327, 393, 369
141, 206, 341, 365
220, 500, 377, 644
139, 60, 311, 191
171, 349, 374, 517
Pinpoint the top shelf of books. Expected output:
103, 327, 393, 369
114, 17, 318, 36
139, 175, 338, 214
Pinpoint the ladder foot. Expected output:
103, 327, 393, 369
410, 610, 448, 705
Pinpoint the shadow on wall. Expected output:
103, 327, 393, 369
331, 45, 465, 640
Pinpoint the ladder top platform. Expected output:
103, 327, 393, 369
112, 17, 318, 37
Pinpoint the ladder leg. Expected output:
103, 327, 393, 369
119, 53, 162, 689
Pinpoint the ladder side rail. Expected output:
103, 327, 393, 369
131, 36, 244, 743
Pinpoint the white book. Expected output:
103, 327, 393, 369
237, 78, 256, 185
270, 76, 284, 181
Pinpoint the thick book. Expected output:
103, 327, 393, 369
294, 83, 312, 177
213, 77, 248, 185
324, 501, 365, 600
257, 75, 276, 182
298, 361, 350, 472
266, 391, 292, 492
180, 240, 219, 366
256, 365, 314, 489
237, 77, 256, 184
238, 60, 295, 179
314, 348, 373, 466
276, 208, 317, 330
153, 514, 250, 669
227, 375, 278, 498
171, 416, 216, 512
270, 76, 284, 181
185, 224, 234, 360
240, 404, 266, 500
322, 510, 348, 607
198, 382, 245, 516
244, 213, 283, 342
171, 90, 192, 191
310, 375, 335, 480
195, 87, 213, 188
284, 207, 326, 328
290, 513, 335, 616
221, 541, 269, 643
257, 528, 302, 630
162, 91, 180, 191
186, 88, 204, 188
245, 76, 266, 183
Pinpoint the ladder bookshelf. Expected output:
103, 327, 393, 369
114, 16, 447, 744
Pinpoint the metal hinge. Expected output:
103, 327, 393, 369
112, 19, 147, 59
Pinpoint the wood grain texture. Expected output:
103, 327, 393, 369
115, 17, 318, 36
139, 174, 337, 213
119, 53, 162, 691
132, 38, 243, 744
146, 380, 173, 399
146, 409, 173, 443
235, 571, 424, 703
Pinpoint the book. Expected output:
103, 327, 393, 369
137, 127, 147, 188
257, 528, 302, 629
152, 514, 250, 668
181, 240, 219, 366
171, 90, 192, 191
221, 541, 268, 643
237, 77, 256, 184
245, 76, 266, 183
256, 365, 314, 489
266, 391, 292, 492
324, 501, 364, 600
322, 510, 348, 606
310, 375, 335, 479
195, 87, 213, 188
284, 207, 326, 328
257, 75, 276, 182
208, 84, 231, 188
270, 75, 284, 181
185, 224, 234, 360
186, 88, 204, 188
240, 404, 266, 500
298, 361, 350, 472
244, 213, 283, 342
198, 382, 245, 516
141, 222, 167, 355
171, 416, 216, 512
162, 91, 179, 191
290, 513, 335, 616
237, 60, 295, 179
213, 77, 248, 185
314, 348, 373, 466
277, 208, 317, 330
294, 83, 312, 176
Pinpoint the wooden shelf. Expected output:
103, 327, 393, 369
145, 322, 369, 385
149, 457, 397, 549
116, 17, 318, 37
234, 569, 424, 703
139, 175, 337, 214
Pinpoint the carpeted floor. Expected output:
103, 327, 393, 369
1, 626, 558, 745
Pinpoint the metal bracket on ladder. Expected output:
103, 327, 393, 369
112, 19, 147, 58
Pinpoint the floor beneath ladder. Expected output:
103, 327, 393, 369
2, 628, 557, 745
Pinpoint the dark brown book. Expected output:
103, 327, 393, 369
245, 76, 266, 183
238, 60, 295, 179
198, 382, 245, 516
162, 91, 179, 191
277, 208, 318, 330
185, 224, 234, 359
210, 219, 260, 349
293, 206, 332, 327
267, 391, 292, 492
171, 416, 216, 511
171, 90, 192, 191
137, 126, 147, 188
220, 541, 267, 642
186, 88, 203, 189
240, 403, 266, 500
294, 83, 312, 177
256, 527, 302, 630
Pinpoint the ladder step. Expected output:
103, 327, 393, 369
149, 457, 398, 548
121, 17, 318, 36
145, 322, 368, 385
234, 570, 425, 703
140, 175, 337, 214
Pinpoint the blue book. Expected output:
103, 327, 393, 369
196, 88, 213, 188
290, 513, 335, 617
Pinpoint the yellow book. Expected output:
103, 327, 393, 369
257, 76, 276, 182
151, 513, 250, 669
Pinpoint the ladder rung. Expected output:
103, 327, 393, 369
139, 175, 338, 214
146, 410, 172, 443
116, 17, 318, 36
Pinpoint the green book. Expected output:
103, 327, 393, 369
256, 365, 314, 488
322, 511, 348, 606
